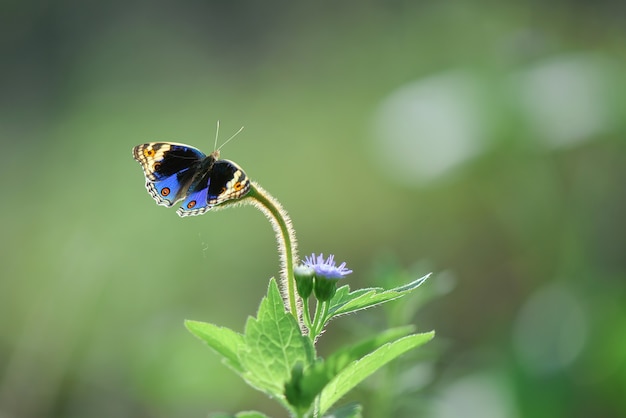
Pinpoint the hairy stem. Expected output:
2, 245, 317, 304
245, 182, 301, 324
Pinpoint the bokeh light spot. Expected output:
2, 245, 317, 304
512, 54, 615, 149
429, 373, 518, 418
513, 282, 588, 375
372, 71, 491, 184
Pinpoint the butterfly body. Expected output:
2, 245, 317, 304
132, 142, 250, 217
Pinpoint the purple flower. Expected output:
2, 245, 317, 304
303, 253, 352, 280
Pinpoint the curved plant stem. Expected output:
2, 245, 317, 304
245, 182, 301, 324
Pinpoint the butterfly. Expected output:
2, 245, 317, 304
132, 142, 250, 217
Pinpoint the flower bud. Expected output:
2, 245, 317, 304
313, 275, 340, 301
294, 265, 315, 299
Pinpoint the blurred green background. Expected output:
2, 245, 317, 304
1, 1, 626, 417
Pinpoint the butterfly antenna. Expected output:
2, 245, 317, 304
214, 120, 221, 152
217, 126, 245, 152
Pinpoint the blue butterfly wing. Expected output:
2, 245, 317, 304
147, 168, 196, 207
133, 143, 205, 207
178, 173, 211, 215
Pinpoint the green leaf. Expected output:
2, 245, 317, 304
319, 331, 435, 415
185, 320, 245, 373
328, 274, 430, 320
288, 326, 416, 412
323, 402, 362, 418
238, 278, 315, 400
324, 326, 415, 376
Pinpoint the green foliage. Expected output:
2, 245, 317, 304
318, 332, 434, 415
185, 321, 245, 373
188, 279, 314, 414
323, 326, 418, 376
328, 274, 430, 319
239, 279, 315, 401
187, 275, 432, 417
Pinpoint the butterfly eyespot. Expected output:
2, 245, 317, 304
234, 182, 243, 191
187, 201, 196, 209
144, 149, 156, 158
220, 187, 227, 194
161, 187, 170, 196
154, 162, 161, 170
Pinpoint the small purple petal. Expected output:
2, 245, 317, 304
303, 252, 352, 280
